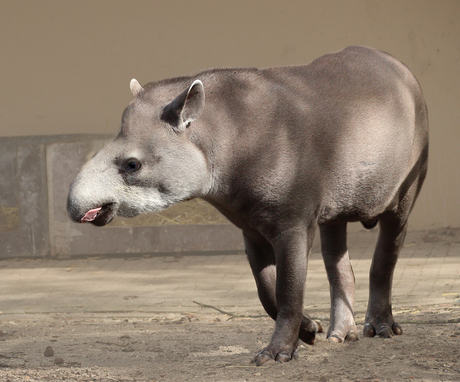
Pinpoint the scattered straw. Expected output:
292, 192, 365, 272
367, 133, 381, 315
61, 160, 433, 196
110, 199, 229, 227
0, 204, 19, 232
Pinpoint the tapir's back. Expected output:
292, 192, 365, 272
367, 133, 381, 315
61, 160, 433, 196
263, 46, 427, 151
200, 46, 428, 224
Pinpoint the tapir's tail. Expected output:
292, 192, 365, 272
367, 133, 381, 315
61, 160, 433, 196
361, 218, 378, 229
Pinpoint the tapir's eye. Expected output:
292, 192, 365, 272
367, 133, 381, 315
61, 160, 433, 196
124, 159, 141, 173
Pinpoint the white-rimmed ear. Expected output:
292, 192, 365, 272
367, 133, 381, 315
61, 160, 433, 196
182, 80, 205, 124
130, 78, 144, 96
160, 79, 205, 133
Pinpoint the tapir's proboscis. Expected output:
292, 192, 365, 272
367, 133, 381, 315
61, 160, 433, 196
68, 46, 428, 365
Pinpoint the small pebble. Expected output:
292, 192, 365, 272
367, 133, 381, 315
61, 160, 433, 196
54, 357, 64, 365
44, 346, 54, 357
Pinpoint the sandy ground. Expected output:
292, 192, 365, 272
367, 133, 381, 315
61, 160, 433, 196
0, 305, 459, 382
0, 229, 459, 381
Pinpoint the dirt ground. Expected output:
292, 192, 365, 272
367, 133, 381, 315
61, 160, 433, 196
0, 304, 459, 382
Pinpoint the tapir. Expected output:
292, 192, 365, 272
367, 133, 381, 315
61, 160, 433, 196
67, 46, 428, 365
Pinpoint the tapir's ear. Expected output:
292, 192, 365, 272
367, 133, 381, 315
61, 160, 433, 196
130, 78, 144, 96
161, 80, 205, 133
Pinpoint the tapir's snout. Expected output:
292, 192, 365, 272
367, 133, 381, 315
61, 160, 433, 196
80, 204, 118, 226
67, 159, 121, 227
67, 184, 119, 226
82, 203, 118, 226
67, 191, 119, 226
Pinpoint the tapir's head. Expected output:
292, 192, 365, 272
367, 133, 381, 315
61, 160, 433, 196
67, 78, 211, 226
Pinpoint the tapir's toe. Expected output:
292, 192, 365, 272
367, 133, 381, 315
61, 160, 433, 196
254, 350, 272, 366
327, 335, 342, 343
392, 322, 403, 335
253, 345, 298, 366
363, 323, 376, 337
376, 323, 395, 338
327, 330, 358, 343
345, 331, 359, 342
299, 318, 323, 345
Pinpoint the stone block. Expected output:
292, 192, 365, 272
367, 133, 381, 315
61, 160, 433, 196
0, 136, 70, 258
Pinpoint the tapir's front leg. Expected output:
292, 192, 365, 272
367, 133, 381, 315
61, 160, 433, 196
244, 232, 321, 351
252, 226, 313, 366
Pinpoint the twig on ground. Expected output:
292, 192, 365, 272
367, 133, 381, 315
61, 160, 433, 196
192, 300, 266, 318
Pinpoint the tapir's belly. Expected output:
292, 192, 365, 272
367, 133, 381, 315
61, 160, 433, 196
316, 141, 416, 224
317, 168, 400, 224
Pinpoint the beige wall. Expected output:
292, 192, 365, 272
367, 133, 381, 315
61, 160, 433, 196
1, 0, 459, 230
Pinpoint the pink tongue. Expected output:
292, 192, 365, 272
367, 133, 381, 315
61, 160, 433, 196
81, 207, 102, 223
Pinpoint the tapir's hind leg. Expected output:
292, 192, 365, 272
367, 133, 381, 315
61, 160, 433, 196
320, 222, 358, 342
363, 213, 407, 338
243, 233, 322, 348
364, 155, 427, 338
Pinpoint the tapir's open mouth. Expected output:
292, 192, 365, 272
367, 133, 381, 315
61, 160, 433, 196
81, 203, 117, 226
81, 207, 102, 223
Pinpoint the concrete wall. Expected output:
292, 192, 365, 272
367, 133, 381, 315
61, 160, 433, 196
0, 136, 57, 257
1, 1, 459, 231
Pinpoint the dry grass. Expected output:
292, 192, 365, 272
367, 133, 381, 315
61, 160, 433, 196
0, 204, 19, 232
110, 199, 230, 227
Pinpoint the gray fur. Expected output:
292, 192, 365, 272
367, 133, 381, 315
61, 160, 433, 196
68, 46, 428, 364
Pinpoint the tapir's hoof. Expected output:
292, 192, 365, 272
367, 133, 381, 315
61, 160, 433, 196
328, 335, 342, 343
299, 320, 323, 345
327, 331, 359, 343
253, 347, 298, 366
345, 331, 359, 342
363, 322, 403, 338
